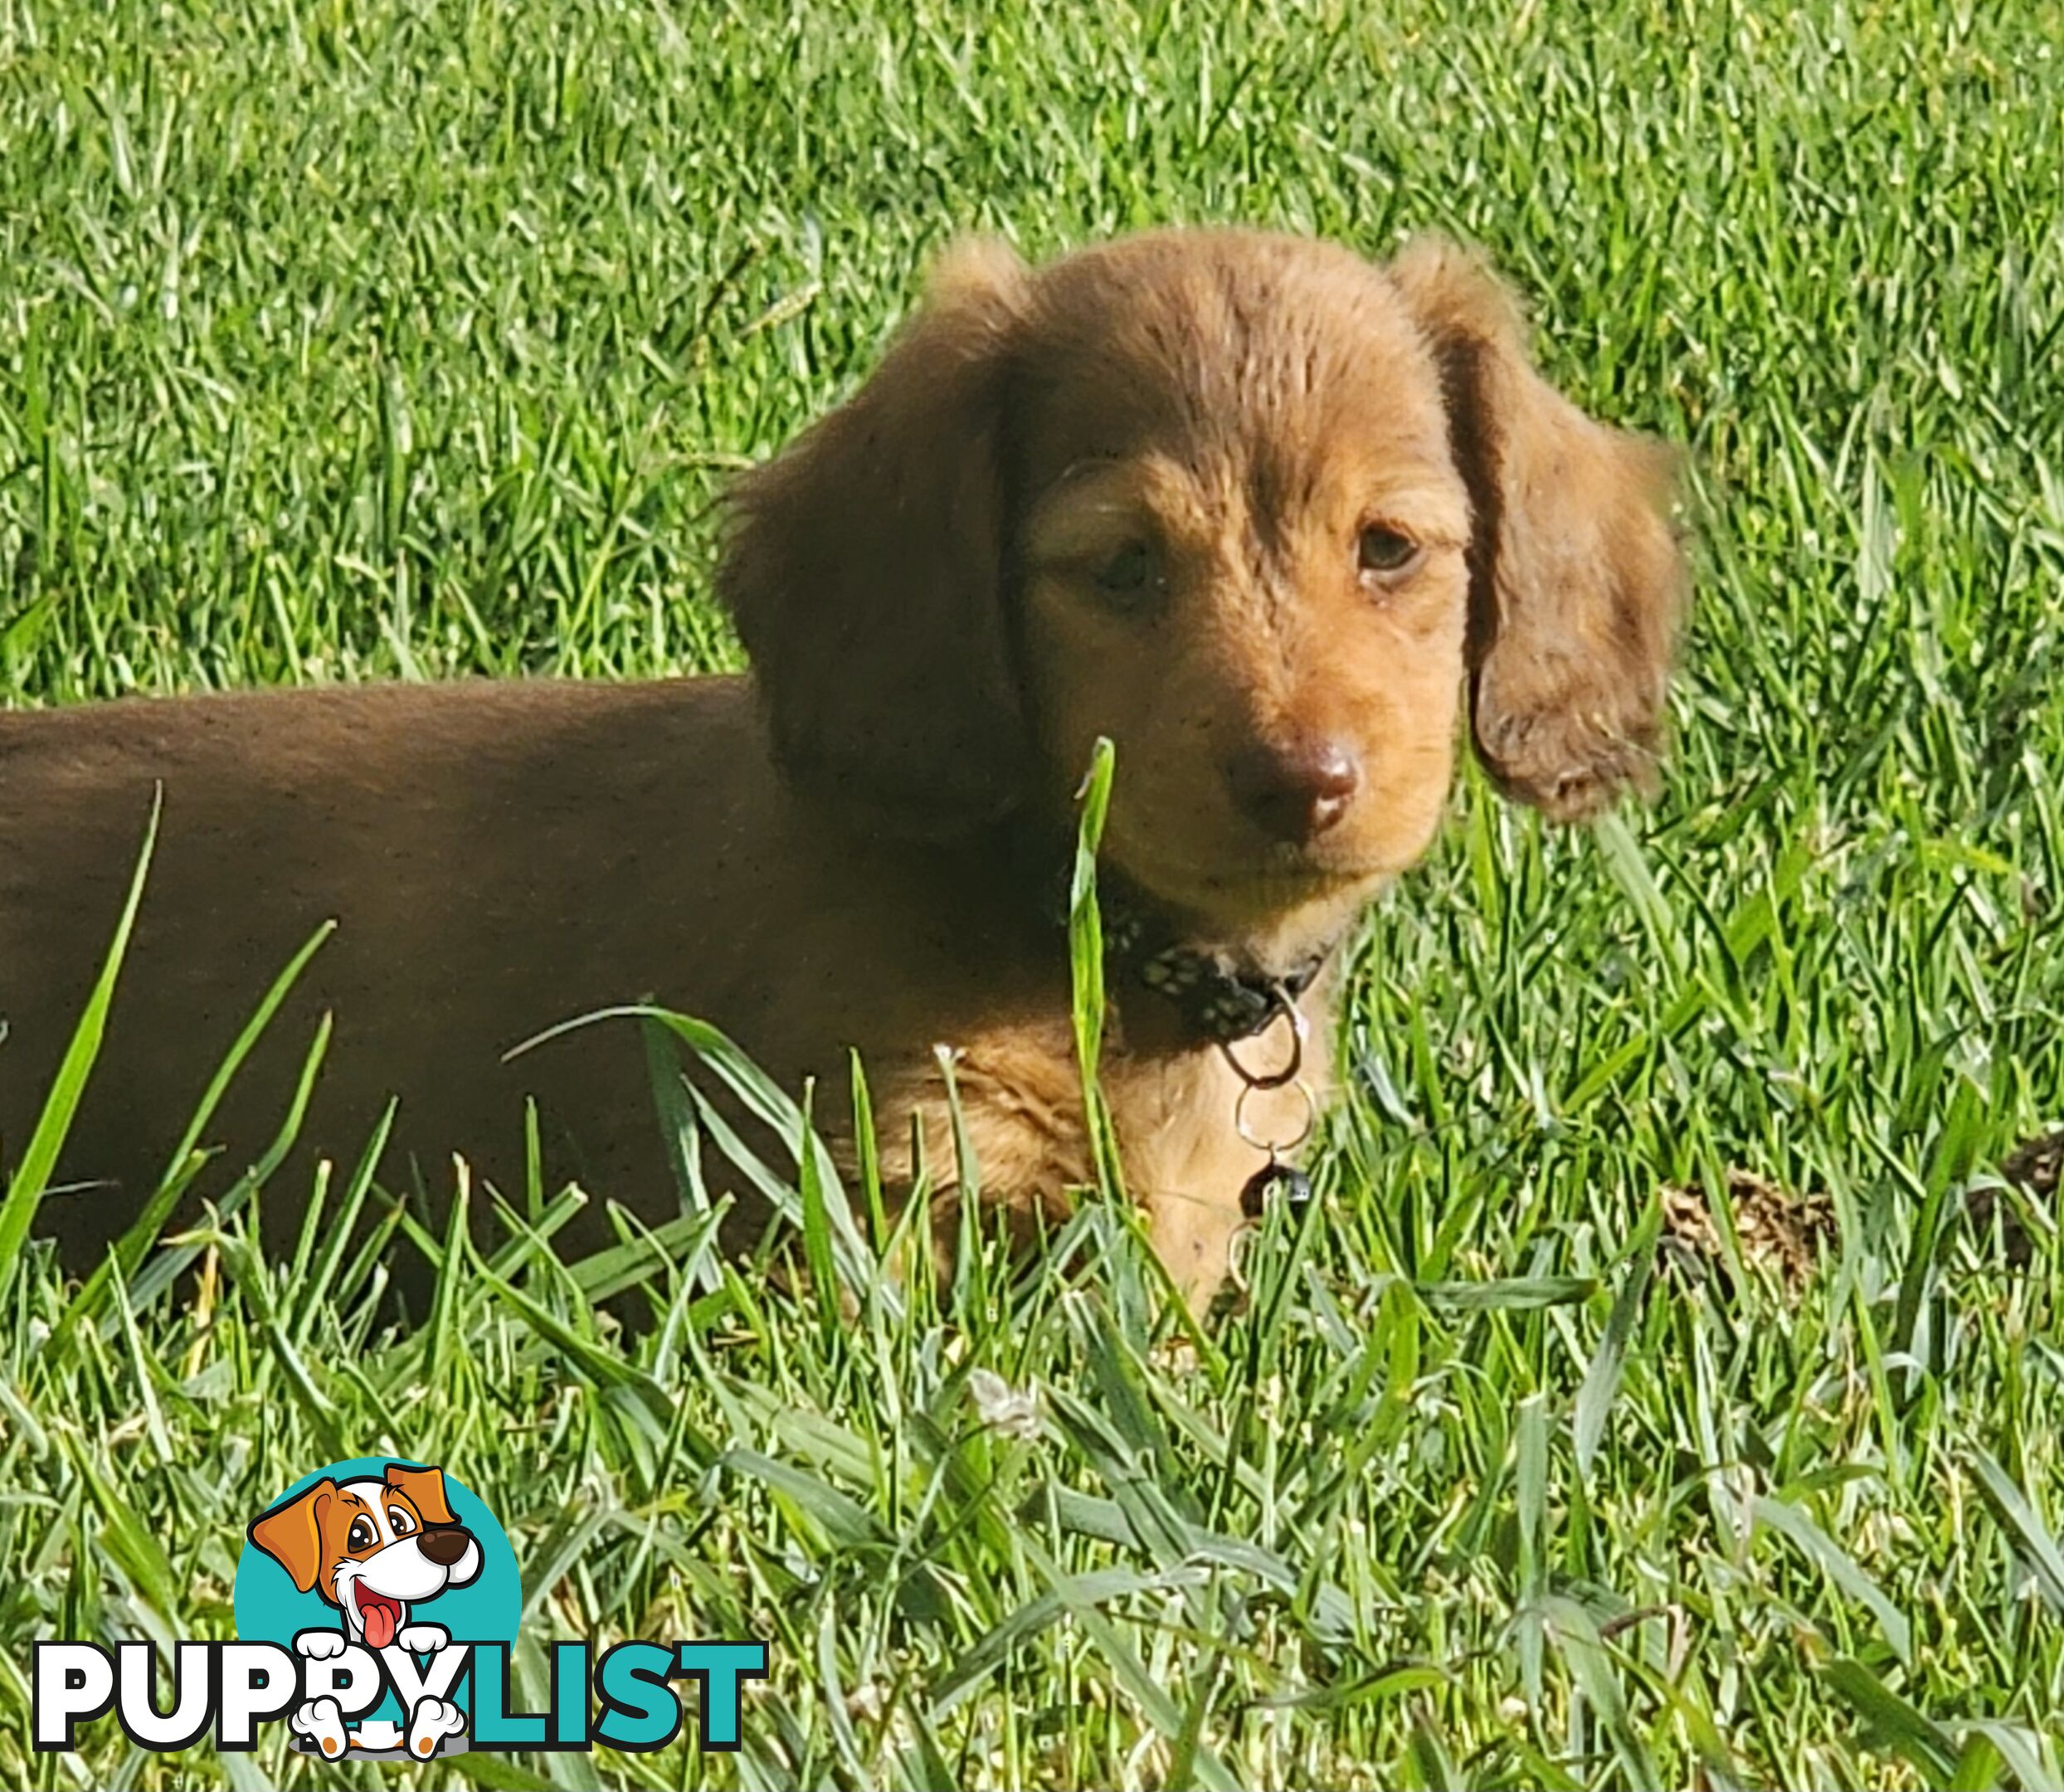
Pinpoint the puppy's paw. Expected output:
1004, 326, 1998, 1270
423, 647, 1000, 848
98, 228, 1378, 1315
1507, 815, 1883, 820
407, 1696, 466, 1758
290, 1696, 348, 1760
293, 1629, 347, 1661
397, 1622, 449, 1654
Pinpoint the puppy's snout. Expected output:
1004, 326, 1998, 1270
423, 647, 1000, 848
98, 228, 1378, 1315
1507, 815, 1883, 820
418, 1526, 474, 1567
1225, 738, 1361, 842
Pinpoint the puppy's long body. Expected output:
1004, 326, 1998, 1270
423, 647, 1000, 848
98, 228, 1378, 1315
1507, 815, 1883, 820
1, 678, 1221, 1276
0, 228, 1683, 1300
2, 676, 1292, 1286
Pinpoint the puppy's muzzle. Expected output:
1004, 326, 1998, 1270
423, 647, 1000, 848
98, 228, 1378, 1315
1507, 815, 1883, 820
419, 1525, 475, 1568
1225, 735, 1361, 843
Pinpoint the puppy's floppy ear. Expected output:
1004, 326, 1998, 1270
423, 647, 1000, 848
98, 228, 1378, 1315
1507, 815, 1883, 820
384, 1462, 458, 1527
1393, 237, 1685, 820
718, 236, 1033, 834
249, 1479, 335, 1595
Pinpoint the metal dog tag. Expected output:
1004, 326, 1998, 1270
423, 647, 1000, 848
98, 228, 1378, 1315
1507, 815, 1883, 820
1239, 1159, 1313, 1218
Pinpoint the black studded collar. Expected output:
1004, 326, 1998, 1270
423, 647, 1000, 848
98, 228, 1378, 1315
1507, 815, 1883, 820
1016, 828, 1338, 1045
1099, 892, 1332, 1044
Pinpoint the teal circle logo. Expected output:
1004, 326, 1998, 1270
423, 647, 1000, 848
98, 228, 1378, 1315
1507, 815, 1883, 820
234, 1459, 520, 1760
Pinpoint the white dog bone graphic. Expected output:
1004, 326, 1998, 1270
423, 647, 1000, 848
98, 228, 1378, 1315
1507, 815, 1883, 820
288, 1696, 348, 1760
408, 1696, 467, 1758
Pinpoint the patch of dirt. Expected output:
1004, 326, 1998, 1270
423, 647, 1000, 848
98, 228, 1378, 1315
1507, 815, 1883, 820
1659, 1168, 1834, 1294
1660, 1137, 2064, 1293
1969, 1128, 2063, 1267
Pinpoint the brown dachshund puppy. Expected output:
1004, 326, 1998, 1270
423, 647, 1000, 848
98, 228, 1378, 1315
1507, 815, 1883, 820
0, 230, 1682, 1306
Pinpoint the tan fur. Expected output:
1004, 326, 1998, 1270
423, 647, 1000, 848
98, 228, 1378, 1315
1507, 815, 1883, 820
0, 228, 1682, 1308
1390, 238, 1685, 817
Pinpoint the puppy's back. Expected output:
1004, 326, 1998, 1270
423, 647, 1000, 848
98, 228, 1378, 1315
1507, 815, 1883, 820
0, 674, 779, 1282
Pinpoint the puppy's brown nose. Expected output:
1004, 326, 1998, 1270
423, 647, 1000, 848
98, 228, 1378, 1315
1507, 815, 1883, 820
418, 1526, 474, 1566
1226, 738, 1361, 842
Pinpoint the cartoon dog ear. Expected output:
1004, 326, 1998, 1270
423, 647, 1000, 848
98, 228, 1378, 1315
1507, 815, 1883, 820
249, 1479, 335, 1595
1392, 236, 1686, 821
383, 1463, 458, 1527
718, 236, 1034, 836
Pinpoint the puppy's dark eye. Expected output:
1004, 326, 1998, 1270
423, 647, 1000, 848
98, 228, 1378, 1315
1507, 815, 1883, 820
1358, 525, 1421, 577
388, 1507, 415, 1536
1093, 542, 1160, 609
348, 1518, 375, 1551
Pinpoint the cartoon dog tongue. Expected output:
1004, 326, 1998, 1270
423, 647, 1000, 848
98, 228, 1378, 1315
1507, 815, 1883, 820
357, 1586, 402, 1649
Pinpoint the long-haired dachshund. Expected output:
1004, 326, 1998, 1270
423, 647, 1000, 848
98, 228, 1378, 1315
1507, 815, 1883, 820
0, 229, 1683, 1305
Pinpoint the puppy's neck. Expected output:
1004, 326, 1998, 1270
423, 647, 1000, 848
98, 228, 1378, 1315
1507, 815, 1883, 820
1002, 819, 1370, 1047
1173, 888, 1375, 980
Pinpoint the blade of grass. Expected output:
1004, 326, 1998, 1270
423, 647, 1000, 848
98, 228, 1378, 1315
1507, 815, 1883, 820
0, 794, 158, 1298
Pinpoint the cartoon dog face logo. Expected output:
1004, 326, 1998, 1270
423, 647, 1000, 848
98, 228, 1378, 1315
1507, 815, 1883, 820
249, 1463, 482, 1651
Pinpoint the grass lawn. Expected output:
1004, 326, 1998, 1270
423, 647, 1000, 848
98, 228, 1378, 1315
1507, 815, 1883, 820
6, 0, 2064, 1784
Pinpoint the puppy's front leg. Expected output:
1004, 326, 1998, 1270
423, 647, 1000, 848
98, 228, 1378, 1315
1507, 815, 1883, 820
1145, 1186, 1253, 1315
1114, 1040, 1319, 1313
861, 1039, 1089, 1278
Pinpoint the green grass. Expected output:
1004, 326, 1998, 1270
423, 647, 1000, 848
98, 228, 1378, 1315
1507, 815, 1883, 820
6, 0, 2064, 1783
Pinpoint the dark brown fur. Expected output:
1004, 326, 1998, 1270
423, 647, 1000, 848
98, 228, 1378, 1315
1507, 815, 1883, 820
0, 229, 1683, 1306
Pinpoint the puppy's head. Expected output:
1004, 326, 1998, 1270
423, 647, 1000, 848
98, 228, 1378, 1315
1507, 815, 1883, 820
721, 229, 1683, 949
248, 1463, 481, 1640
